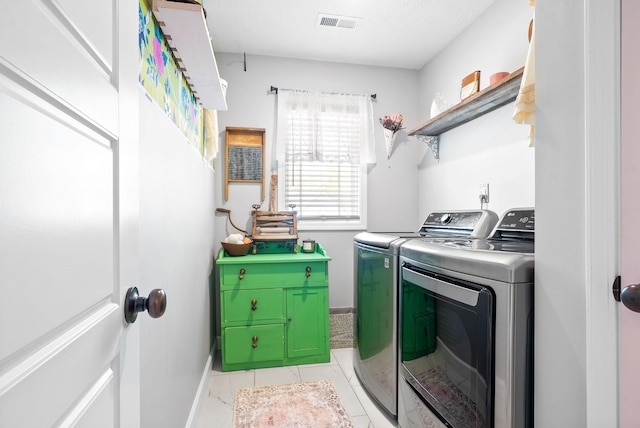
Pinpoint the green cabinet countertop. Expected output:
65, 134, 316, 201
216, 244, 331, 265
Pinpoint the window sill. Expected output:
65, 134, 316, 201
297, 219, 366, 232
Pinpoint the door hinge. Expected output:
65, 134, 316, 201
612, 275, 621, 302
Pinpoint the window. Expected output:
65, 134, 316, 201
276, 90, 375, 230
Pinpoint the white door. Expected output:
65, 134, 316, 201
620, 0, 640, 425
0, 1, 141, 426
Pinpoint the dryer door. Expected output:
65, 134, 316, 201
400, 265, 494, 428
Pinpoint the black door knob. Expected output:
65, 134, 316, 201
621, 284, 640, 313
124, 287, 167, 324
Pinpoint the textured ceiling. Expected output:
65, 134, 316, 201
204, 0, 498, 70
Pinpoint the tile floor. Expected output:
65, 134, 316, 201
196, 347, 397, 428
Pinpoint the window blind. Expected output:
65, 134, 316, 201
284, 110, 361, 220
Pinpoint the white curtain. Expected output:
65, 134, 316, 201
275, 89, 376, 167
203, 108, 219, 164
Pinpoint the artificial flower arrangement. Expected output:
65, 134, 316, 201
379, 113, 404, 133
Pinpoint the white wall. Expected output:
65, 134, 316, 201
138, 91, 217, 428
534, 1, 586, 424
214, 54, 420, 309
416, 0, 535, 217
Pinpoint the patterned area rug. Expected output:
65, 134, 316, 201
233, 380, 353, 428
330, 312, 355, 349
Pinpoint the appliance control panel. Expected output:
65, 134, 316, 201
496, 209, 535, 231
422, 211, 481, 229
419, 210, 498, 238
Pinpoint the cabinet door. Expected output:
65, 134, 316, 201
286, 288, 328, 359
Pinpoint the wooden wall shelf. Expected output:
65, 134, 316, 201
152, 0, 227, 110
408, 67, 524, 159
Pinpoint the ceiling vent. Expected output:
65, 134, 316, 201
316, 14, 361, 30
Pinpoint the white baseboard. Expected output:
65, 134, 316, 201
184, 340, 216, 428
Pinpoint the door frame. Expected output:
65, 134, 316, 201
584, 0, 620, 425
618, 0, 640, 425
116, 0, 142, 426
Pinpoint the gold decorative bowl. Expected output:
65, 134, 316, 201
221, 241, 252, 257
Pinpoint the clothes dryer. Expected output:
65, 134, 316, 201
398, 208, 535, 428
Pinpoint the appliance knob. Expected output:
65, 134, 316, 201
440, 214, 452, 225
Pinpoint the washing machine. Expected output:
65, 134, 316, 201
353, 210, 499, 419
398, 208, 534, 428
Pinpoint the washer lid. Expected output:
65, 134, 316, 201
440, 238, 534, 254
354, 232, 413, 248
400, 238, 534, 283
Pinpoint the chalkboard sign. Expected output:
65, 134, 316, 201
225, 127, 265, 200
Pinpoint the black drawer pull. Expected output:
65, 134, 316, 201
252, 335, 258, 348
238, 268, 246, 280
251, 298, 257, 311
305, 266, 311, 278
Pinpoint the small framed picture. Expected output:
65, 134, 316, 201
460, 70, 481, 100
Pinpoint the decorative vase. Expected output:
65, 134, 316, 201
383, 128, 396, 159
430, 92, 447, 118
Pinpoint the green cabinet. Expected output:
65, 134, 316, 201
216, 244, 331, 371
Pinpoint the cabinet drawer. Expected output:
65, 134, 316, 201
222, 289, 284, 323
220, 261, 327, 288
223, 324, 285, 364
